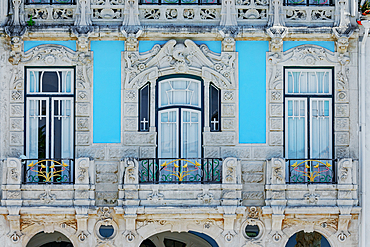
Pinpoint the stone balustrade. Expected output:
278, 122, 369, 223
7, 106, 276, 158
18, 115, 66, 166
2, 0, 349, 28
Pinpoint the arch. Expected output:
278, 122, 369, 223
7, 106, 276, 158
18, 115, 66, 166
139, 231, 219, 247
136, 223, 223, 247
285, 231, 331, 247
25, 231, 74, 247
282, 226, 336, 247
22, 225, 78, 247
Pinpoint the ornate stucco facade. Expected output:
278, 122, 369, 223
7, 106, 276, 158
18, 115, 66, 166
0, 0, 366, 246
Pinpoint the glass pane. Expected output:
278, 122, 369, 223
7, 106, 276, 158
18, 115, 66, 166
287, 99, 306, 159
210, 84, 220, 131
160, 79, 200, 107
29, 71, 40, 93
182, 110, 200, 158
41, 71, 59, 92
159, 110, 178, 158
28, 99, 48, 159
139, 84, 150, 131
53, 99, 73, 159
311, 99, 331, 159
286, 70, 331, 94
62, 71, 72, 93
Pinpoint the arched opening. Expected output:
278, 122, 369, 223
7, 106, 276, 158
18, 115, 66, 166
26, 231, 73, 247
140, 231, 219, 247
285, 231, 331, 247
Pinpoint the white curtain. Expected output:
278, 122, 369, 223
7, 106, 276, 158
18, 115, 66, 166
62, 71, 72, 93
29, 71, 40, 93
181, 109, 200, 158
160, 79, 200, 107
311, 99, 331, 159
287, 99, 306, 159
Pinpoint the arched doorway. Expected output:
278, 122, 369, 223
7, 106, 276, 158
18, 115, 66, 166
140, 231, 219, 247
285, 231, 331, 247
26, 231, 73, 247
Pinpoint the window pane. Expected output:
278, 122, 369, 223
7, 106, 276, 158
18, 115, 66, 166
286, 99, 306, 159
29, 71, 40, 93
210, 84, 220, 131
139, 84, 150, 131
311, 99, 331, 159
182, 110, 200, 158
160, 79, 200, 107
286, 69, 332, 94
159, 110, 178, 158
41, 71, 59, 92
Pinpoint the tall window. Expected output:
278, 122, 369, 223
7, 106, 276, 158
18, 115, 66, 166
285, 68, 333, 183
210, 84, 220, 132
25, 68, 74, 183
157, 77, 202, 159
138, 76, 222, 183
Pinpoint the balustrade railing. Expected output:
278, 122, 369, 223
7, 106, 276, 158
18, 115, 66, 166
286, 158, 336, 184
22, 158, 74, 184
139, 158, 222, 183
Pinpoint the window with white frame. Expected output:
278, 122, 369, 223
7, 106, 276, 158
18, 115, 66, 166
25, 68, 74, 183
284, 68, 334, 183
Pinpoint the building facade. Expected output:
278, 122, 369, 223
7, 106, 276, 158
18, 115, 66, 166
0, 0, 364, 246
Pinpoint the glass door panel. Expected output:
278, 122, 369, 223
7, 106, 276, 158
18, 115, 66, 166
158, 109, 179, 158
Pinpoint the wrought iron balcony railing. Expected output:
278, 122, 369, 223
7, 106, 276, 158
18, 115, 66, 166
283, 0, 334, 6
140, 0, 221, 5
22, 158, 74, 184
139, 158, 222, 183
286, 158, 336, 184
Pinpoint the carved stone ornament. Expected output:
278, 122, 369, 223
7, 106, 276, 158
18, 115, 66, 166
8, 231, 22, 243
147, 188, 164, 202
39, 187, 56, 204
20, 215, 77, 232
304, 192, 320, 204
224, 231, 234, 242
247, 206, 261, 219
9, 44, 92, 66
136, 219, 167, 230
123, 39, 236, 90
270, 158, 285, 184
197, 189, 214, 204
125, 231, 135, 242
272, 231, 282, 242
78, 231, 88, 242
98, 207, 113, 221
223, 157, 239, 183
268, 45, 349, 72
266, 26, 288, 52
337, 231, 349, 242
124, 158, 138, 184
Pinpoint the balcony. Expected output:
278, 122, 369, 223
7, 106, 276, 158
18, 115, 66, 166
265, 158, 358, 207
119, 157, 241, 207
22, 158, 74, 184
1, 157, 93, 207
138, 158, 222, 184
286, 158, 336, 184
